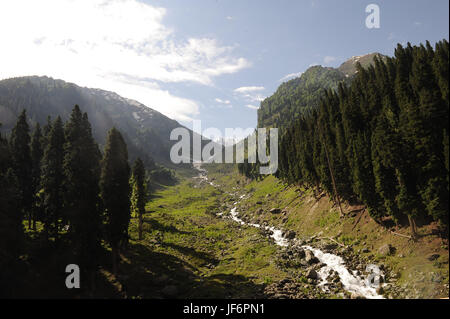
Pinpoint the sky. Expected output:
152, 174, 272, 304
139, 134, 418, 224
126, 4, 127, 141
0, 0, 448, 140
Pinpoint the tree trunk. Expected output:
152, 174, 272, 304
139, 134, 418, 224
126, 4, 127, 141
408, 215, 418, 240
138, 212, 143, 240
324, 143, 343, 217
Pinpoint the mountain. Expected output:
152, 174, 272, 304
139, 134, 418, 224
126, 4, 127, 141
0, 76, 191, 168
337, 52, 386, 76
258, 66, 349, 131
257, 53, 386, 131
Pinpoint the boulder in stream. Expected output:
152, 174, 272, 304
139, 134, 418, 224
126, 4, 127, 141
285, 230, 296, 240
306, 269, 318, 279
305, 250, 319, 265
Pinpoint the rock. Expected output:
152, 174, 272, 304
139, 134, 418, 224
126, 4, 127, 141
316, 262, 326, 269
361, 247, 369, 253
270, 208, 281, 214
428, 254, 440, 261
285, 230, 296, 240
305, 250, 319, 265
282, 217, 288, 223
295, 248, 306, 259
376, 286, 384, 295
161, 285, 178, 297
306, 269, 318, 279
256, 201, 263, 205
378, 244, 394, 256
323, 243, 338, 251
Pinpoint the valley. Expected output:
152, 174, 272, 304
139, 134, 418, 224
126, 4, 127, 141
106, 163, 448, 299
0, 0, 448, 304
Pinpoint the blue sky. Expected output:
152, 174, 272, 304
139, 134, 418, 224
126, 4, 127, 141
153, 0, 449, 133
0, 0, 448, 140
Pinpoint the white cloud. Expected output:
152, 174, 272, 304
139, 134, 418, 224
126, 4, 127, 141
215, 98, 231, 105
323, 56, 336, 64
233, 86, 265, 103
226, 16, 234, 20
279, 71, 303, 82
245, 104, 259, 110
234, 86, 265, 93
214, 98, 232, 108
0, 0, 250, 122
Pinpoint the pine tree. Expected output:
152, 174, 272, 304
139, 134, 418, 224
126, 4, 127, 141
409, 44, 448, 223
130, 158, 147, 240
394, 44, 422, 237
100, 128, 131, 275
371, 113, 402, 222
30, 123, 43, 231
0, 130, 22, 296
10, 110, 32, 229
63, 105, 102, 290
41, 117, 65, 239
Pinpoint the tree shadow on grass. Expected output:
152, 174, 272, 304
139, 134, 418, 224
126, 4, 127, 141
11, 239, 266, 299
160, 242, 219, 265
144, 218, 190, 235
186, 273, 266, 299
117, 242, 265, 299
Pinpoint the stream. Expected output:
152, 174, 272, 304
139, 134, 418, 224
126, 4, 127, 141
194, 164, 385, 299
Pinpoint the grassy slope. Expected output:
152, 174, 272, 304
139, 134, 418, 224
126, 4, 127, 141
205, 165, 449, 299
124, 171, 292, 298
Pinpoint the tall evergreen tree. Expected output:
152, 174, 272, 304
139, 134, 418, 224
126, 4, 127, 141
63, 105, 102, 290
100, 128, 131, 275
0, 130, 22, 296
30, 123, 43, 231
10, 110, 32, 229
41, 117, 65, 239
130, 158, 147, 241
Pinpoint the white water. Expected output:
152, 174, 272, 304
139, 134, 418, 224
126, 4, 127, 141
193, 164, 384, 299
302, 245, 383, 299
227, 203, 384, 299
193, 163, 219, 187
229, 205, 289, 247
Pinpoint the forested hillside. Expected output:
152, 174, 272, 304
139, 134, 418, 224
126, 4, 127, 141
257, 53, 385, 132
0, 76, 183, 167
276, 40, 449, 234
257, 66, 348, 131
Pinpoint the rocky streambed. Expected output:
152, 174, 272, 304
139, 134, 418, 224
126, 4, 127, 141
193, 165, 403, 299
223, 198, 388, 299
